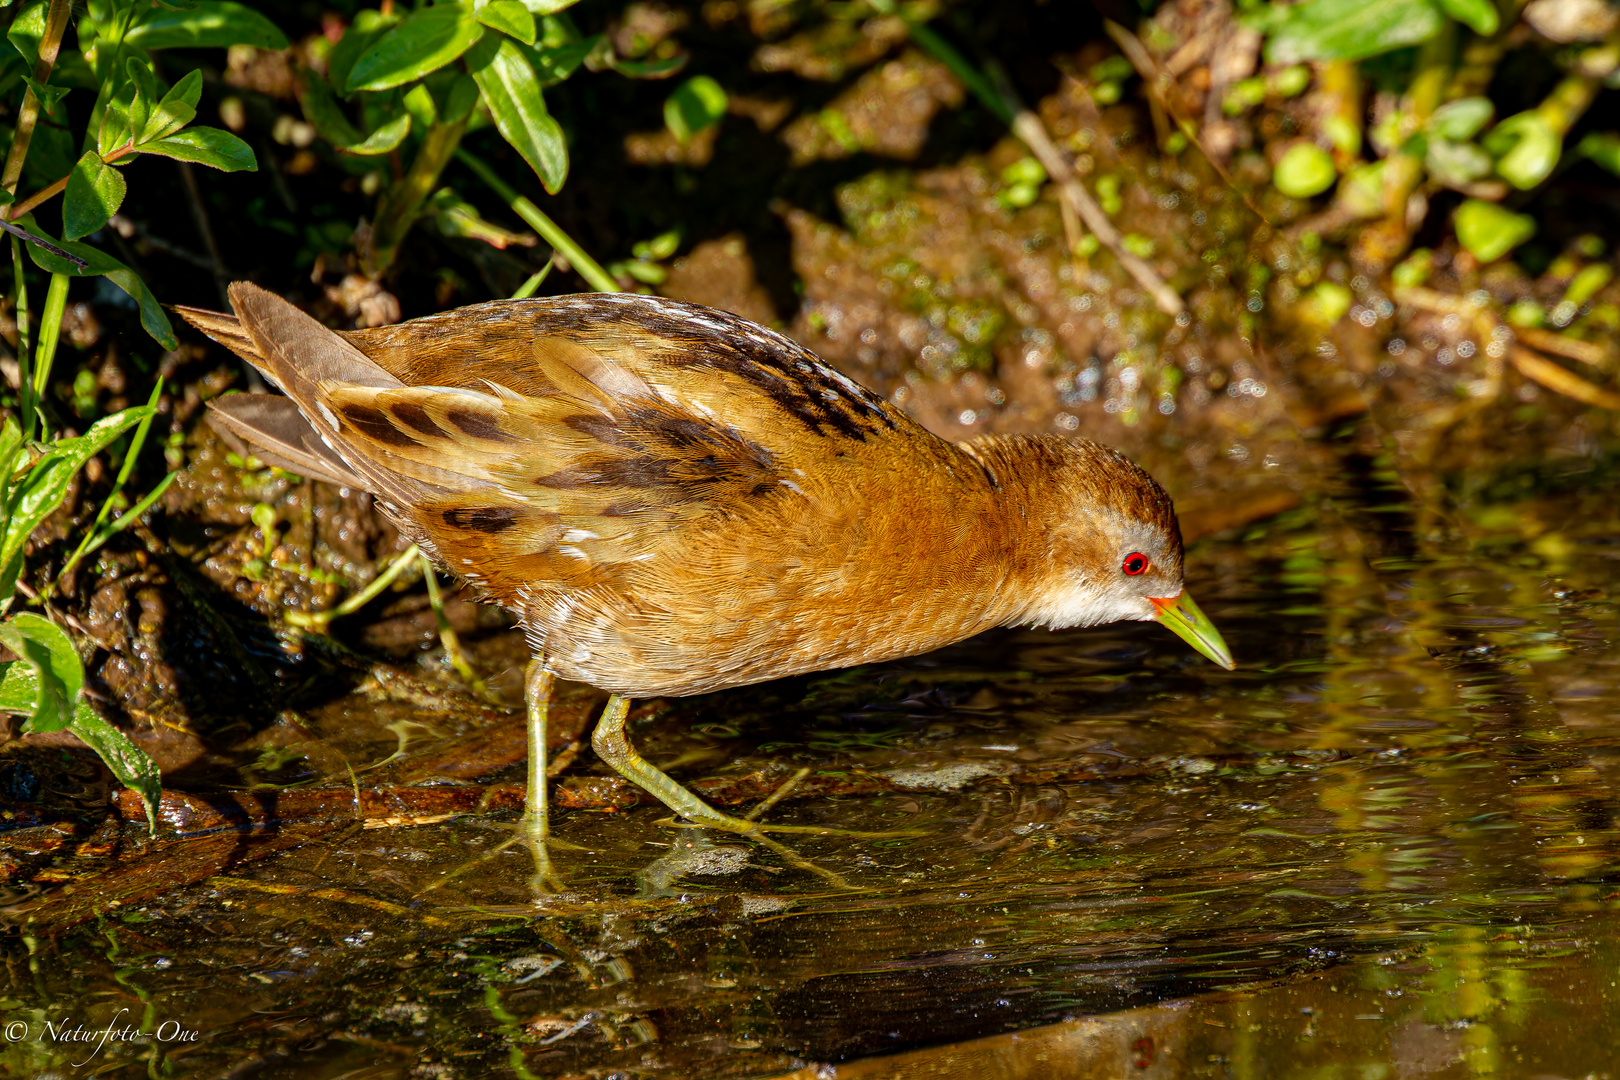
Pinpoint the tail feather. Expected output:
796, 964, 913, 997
207, 394, 367, 489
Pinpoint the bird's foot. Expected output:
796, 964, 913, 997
654, 766, 927, 839
646, 768, 925, 890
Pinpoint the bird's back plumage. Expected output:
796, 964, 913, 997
180, 287, 1038, 696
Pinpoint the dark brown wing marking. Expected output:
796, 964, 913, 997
537, 402, 776, 507
519, 294, 899, 442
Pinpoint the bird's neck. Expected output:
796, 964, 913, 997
957, 433, 1115, 629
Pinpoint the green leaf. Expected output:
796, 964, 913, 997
1264, 0, 1446, 64
24, 219, 177, 349
328, 11, 399, 95
1578, 132, 1620, 176
0, 660, 36, 714
1272, 143, 1337, 197
476, 0, 537, 45
62, 151, 128, 241
126, 57, 161, 143
98, 93, 134, 157
520, 0, 584, 13
1484, 112, 1561, 189
467, 34, 568, 193
347, 112, 414, 155
139, 126, 257, 172
441, 74, 481, 125
0, 613, 82, 734
70, 699, 162, 832
606, 52, 688, 80
347, 4, 485, 93
21, 75, 70, 111
125, 1, 289, 51
403, 82, 440, 129
141, 69, 202, 143
1425, 138, 1492, 186
7, 0, 46, 67
664, 75, 727, 143
297, 68, 363, 144
1428, 97, 1493, 141
1454, 198, 1535, 262
1433, 0, 1499, 35
526, 36, 596, 87
0, 405, 156, 579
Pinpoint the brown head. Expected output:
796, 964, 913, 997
967, 434, 1233, 669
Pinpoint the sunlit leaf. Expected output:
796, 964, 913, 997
527, 36, 596, 86
6, 0, 46, 67
1272, 143, 1337, 197
328, 10, 400, 95
62, 151, 127, 241
519, 0, 583, 13
347, 113, 413, 155
467, 34, 568, 193
476, 0, 537, 46
125, 1, 289, 50
1484, 112, 1561, 189
141, 69, 202, 143
24, 218, 177, 349
1454, 198, 1535, 261
69, 699, 161, 832
0, 405, 155, 580
0, 613, 82, 734
98, 93, 133, 157
1264, 0, 1445, 63
125, 57, 161, 142
1434, 0, 1499, 35
1428, 97, 1493, 142
664, 75, 727, 143
347, 4, 485, 93
138, 126, 257, 172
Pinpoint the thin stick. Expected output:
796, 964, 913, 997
423, 559, 484, 694
890, 10, 1185, 316
453, 148, 618, 293
285, 543, 421, 629
0, 0, 72, 198
1010, 111, 1185, 316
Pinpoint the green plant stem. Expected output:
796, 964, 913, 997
53, 382, 169, 593
365, 118, 469, 278
1450, 0, 1533, 99
512, 259, 552, 299
12, 237, 31, 441
454, 148, 617, 293
284, 543, 421, 630
30, 272, 67, 441
0, 0, 73, 200
422, 560, 484, 695
904, 21, 1012, 124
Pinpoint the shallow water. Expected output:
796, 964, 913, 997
5, 432, 1620, 1079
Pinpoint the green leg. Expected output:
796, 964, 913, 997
521, 660, 555, 839
589, 694, 912, 839
520, 660, 559, 893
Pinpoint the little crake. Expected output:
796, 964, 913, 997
179, 284, 1232, 855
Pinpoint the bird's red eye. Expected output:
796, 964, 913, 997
1122, 552, 1149, 576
